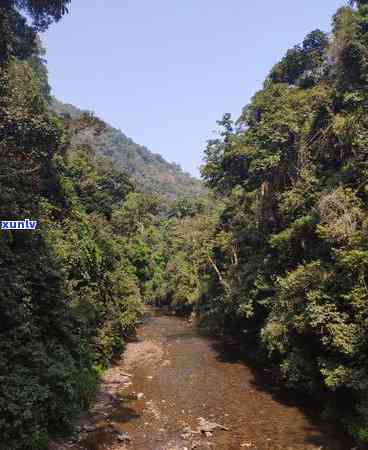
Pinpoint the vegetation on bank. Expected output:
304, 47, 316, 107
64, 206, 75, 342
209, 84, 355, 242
154, 0, 368, 442
0, 2, 167, 448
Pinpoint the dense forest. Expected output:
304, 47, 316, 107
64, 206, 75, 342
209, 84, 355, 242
161, 0, 368, 443
2, 0, 368, 448
0, 1, 178, 448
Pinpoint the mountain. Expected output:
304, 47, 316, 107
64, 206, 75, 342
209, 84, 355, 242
51, 98, 206, 202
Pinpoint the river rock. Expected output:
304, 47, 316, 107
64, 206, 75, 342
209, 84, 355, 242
117, 432, 131, 442
120, 371, 132, 377
83, 424, 96, 432
196, 417, 229, 433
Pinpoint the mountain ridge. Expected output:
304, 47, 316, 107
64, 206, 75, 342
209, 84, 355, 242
51, 98, 206, 202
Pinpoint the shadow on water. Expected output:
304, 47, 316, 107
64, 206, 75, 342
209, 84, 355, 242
78, 393, 142, 450
80, 431, 116, 450
110, 405, 141, 422
209, 336, 361, 450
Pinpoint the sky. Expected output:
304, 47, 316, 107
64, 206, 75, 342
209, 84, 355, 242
43, 0, 345, 177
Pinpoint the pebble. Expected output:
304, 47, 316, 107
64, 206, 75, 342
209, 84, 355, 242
117, 432, 131, 442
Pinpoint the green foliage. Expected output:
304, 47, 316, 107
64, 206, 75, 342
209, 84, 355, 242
145, 197, 224, 313
197, 2, 368, 442
0, 0, 71, 64
269, 30, 329, 87
0, 4, 165, 447
13, 0, 71, 31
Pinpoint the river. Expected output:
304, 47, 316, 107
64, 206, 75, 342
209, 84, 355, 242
55, 308, 358, 450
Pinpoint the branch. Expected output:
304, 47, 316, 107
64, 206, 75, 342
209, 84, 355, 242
208, 254, 231, 294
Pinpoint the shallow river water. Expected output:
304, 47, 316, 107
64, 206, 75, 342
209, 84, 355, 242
63, 308, 360, 450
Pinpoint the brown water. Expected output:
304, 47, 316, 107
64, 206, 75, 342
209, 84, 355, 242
71, 309, 359, 450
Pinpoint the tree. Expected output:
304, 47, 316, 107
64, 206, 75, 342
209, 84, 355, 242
14, 0, 71, 30
0, 0, 71, 63
199, 6, 368, 442
269, 29, 329, 86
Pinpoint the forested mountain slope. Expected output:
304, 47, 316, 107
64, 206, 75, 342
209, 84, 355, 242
51, 99, 205, 202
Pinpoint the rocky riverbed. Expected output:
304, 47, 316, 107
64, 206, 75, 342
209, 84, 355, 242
51, 309, 358, 450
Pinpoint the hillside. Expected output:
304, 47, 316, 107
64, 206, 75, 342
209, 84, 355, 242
51, 98, 205, 202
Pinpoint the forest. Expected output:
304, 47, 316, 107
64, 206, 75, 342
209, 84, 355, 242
1, 0, 368, 448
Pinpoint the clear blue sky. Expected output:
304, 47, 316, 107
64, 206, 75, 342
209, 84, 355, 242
43, 0, 345, 177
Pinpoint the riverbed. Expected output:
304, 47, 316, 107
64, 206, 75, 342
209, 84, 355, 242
54, 308, 357, 450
